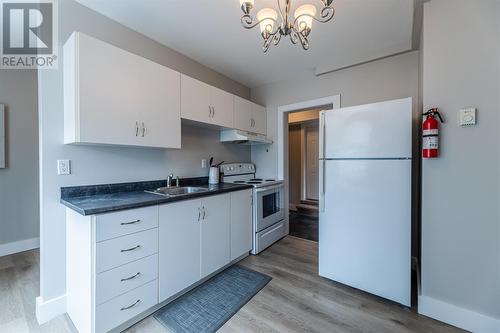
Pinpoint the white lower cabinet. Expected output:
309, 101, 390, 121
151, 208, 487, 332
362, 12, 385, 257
200, 194, 230, 278
230, 189, 253, 261
66, 190, 251, 332
159, 193, 231, 302
158, 198, 201, 302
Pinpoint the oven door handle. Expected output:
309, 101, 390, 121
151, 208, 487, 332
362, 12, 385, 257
254, 184, 284, 193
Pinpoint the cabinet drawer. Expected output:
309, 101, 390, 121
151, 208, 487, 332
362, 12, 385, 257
96, 254, 158, 305
96, 206, 158, 242
95, 280, 157, 333
96, 228, 158, 273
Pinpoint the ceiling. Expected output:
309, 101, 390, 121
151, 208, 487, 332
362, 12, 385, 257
75, 0, 415, 88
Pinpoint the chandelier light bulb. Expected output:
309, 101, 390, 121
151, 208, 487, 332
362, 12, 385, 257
294, 4, 317, 32
257, 8, 278, 35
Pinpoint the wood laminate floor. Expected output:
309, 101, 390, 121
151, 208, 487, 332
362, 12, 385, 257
0, 237, 466, 333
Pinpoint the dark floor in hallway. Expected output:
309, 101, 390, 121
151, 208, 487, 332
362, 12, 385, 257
289, 211, 318, 242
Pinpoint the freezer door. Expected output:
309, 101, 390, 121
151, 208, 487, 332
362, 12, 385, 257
319, 159, 411, 306
321, 98, 412, 159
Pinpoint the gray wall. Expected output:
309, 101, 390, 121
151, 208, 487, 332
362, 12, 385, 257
38, 0, 250, 303
288, 124, 302, 208
421, 0, 500, 320
0, 70, 39, 246
251, 51, 420, 256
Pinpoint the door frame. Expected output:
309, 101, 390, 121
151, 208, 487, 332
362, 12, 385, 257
277, 95, 341, 233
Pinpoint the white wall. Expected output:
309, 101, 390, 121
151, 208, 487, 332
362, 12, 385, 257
37, 0, 250, 314
0, 70, 39, 251
420, 0, 500, 331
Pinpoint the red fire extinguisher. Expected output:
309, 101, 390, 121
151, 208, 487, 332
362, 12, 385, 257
422, 108, 444, 158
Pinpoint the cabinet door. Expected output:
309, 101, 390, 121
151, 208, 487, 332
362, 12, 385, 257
252, 103, 267, 135
234, 96, 253, 132
230, 190, 253, 261
200, 194, 230, 278
72, 33, 141, 146
159, 199, 201, 302
181, 74, 211, 123
139, 67, 181, 148
210, 87, 234, 128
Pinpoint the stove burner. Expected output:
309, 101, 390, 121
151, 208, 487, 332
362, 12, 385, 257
266, 179, 276, 181
247, 181, 263, 184
233, 181, 246, 184
249, 178, 263, 181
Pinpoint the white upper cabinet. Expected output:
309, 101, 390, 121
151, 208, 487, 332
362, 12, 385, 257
210, 86, 234, 128
252, 103, 267, 135
180, 74, 211, 124
234, 96, 253, 132
63, 32, 181, 148
234, 96, 267, 135
181, 74, 234, 128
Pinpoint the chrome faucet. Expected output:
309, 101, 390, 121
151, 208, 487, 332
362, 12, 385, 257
167, 173, 174, 188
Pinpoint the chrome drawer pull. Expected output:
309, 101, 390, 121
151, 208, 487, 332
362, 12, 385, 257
120, 219, 141, 226
120, 299, 141, 311
120, 245, 141, 253
120, 272, 141, 282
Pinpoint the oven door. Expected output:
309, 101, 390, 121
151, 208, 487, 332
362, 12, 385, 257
254, 184, 285, 232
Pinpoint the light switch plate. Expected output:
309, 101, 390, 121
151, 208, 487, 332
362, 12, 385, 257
57, 160, 71, 175
459, 108, 476, 126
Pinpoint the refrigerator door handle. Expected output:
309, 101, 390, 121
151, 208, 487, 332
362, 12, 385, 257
320, 112, 326, 212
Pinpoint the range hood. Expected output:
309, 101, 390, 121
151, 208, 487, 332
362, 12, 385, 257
220, 129, 273, 145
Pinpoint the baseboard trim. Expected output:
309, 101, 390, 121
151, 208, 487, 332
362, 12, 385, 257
418, 295, 500, 333
0, 237, 39, 257
36, 294, 67, 324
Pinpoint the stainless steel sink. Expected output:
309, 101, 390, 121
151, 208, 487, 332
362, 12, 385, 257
146, 186, 210, 197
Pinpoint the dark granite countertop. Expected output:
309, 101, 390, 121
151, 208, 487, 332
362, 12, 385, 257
60, 177, 252, 216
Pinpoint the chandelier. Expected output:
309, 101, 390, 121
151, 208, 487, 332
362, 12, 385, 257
239, 0, 335, 53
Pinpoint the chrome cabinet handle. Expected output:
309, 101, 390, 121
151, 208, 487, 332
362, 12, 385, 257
120, 219, 141, 226
212, 107, 215, 117
141, 122, 145, 137
121, 272, 141, 282
208, 106, 212, 118
135, 121, 139, 136
202, 206, 206, 220
120, 299, 141, 311
198, 207, 201, 221
120, 245, 141, 253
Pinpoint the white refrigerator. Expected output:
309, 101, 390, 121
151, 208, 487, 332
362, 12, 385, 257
318, 97, 412, 306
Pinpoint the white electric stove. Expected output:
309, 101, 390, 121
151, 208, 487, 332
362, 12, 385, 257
220, 163, 286, 254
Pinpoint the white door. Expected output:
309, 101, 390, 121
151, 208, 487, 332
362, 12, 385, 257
180, 74, 211, 123
159, 199, 201, 302
138, 66, 181, 148
305, 124, 319, 200
230, 190, 253, 261
319, 159, 411, 306
322, 98, 412, 158
210, 87, 234, 128
234, 96, 253, 132
201, 194, 230, 278
252, 103, 267, 135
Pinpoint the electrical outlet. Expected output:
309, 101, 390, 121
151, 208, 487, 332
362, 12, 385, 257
201, 159, 207, 168
57, 159, 71, 175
